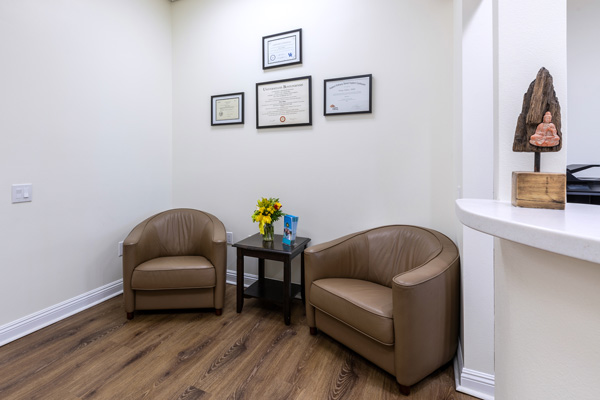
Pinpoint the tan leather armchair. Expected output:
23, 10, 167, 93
305, 225, 460, 395
123, 208, 227, 319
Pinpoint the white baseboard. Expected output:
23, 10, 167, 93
226, 269, 258, 287
454, 340, 495, 400
0, 280, 123, 347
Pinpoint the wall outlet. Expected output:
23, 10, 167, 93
226, 232, 233, 245
12, 184, 33, 203
118, 241, 123, 257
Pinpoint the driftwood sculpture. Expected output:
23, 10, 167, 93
511, 67, 565, 210
513, 67, 562, 171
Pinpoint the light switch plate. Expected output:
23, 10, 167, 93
226, 232, 233, 245
12, 184, 32, 203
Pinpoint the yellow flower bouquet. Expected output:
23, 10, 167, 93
251, 197, 285, 241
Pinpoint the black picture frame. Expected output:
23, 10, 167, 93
262, 29, 302, 70
256, 76, 312, 129
324, 74, 372, 116
211, 92, 244, 126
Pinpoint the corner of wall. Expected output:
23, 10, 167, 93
454, 340, 495, 400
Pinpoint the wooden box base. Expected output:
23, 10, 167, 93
511, 172, 566, 210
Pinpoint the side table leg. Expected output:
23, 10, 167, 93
237, 248, 244, 313
301, 250, 306, 305
283, 258, 292, 325
258, 258, 265, 281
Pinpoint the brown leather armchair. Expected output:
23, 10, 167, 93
123, 208, 227, 319
304, 225, 460, 395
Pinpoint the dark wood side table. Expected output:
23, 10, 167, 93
234, 233, 311, 325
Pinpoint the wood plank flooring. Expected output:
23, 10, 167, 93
0, 285, 477, 399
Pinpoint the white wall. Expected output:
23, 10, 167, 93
496, 1, 567, 200
171, 0, 456, 279
0, 0, 173, 326
567, 0, 600, 166
495, 240, 600, 400
454, 2, 495, 398
460, 0, 495, 378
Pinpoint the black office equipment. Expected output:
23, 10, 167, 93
566, 164, 600, 205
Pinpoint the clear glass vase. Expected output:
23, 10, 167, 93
262, 223, 274, 241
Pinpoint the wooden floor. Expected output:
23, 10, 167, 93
0, 285, 476, 400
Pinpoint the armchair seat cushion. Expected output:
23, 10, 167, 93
310, 278, 394, 345
132, 256, 216, 290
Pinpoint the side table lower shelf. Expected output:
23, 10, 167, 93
244, 278, 302, 304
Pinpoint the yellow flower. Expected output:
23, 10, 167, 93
251, 196, 285, 233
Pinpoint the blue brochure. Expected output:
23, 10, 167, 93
283, 215, 299, 245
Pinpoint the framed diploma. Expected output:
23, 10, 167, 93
262, 29, 302, 70
256, 76, 312, 129
211, 92, 244, 126
324, 74, 372, 116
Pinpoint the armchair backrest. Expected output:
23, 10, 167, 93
130, 209, 225, 266
145, 209, 214, 256
365, 226, 442, 287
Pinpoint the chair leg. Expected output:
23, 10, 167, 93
126, 312, 134, 320
398, 384, 410, 396
215, 308, 223, 316
309, 327, 317, 335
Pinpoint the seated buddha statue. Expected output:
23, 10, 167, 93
529, 111, 560, 147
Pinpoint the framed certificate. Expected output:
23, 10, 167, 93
256, 76, 312, 129
262, 29, 302, 70
324, 74, 372, 116
211, 92, 244, 126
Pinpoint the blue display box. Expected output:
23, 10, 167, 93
283, 215, 299, 245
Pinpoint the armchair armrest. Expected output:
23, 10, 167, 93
304, 231, 371, 327
304, 231, 370, 282
199, 212, 227, 267
122, 215, 162, 313
201, 212, 227, 309
391, 230, 460, 386
123, 216, 163, 278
